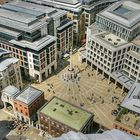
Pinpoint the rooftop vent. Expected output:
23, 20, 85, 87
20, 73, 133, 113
67, 110, 73, 115
114, 42, 118, 45
117, 38, 121, 42
60, 104, 64, 107
68, 111, 73, 115
108, 38, 112, 41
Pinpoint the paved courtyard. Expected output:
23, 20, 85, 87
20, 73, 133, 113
32, 50, 126, 129
0, 109, 50, 140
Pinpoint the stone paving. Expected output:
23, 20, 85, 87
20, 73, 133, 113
32, 50, 126, 129
0, 109, 49, 140
6, 127, 49, 140
0, 109, 13, 140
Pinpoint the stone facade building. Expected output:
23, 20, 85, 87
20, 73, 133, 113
0, 48, 23, 91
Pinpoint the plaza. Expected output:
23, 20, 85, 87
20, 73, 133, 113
32, 50, 126, 129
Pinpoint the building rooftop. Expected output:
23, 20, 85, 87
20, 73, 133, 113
2, 1, 66, 19
50, 129, 136, 140
111, 71, 134, 90
0, 8, 36, 24
0, 27, 21, 38
0, 57, 18, 71
82, 0, 117, 10
0, 7, 46, 33
54, 0, 79, 5
16, 86, 43, 105
2, 2, 44, 18
98, 0, 140, 28
0, 48, 11, 57
98, 32, 127, 47
91, 31, 129, 51
25, 0, 82, 12
10, 35, 56, 51
121, 82, 140, 114
2, 86, 20, 99
40, 97, 93, 131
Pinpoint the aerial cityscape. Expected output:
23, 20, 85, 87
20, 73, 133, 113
0, 0, 140, 140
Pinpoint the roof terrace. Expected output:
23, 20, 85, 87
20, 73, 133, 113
97, 32, 127, 48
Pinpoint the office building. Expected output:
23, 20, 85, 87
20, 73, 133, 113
38, 97, 94, 137
23, 0, 85, 47
123, 40, 140, 83
24, 0, 118, 46
2, 1, 73, 58
0, 2, 58, 82
81, 0, 140, 92
0, 48, 23, 91
95, 0, 140, 41
81, 0, 118, 30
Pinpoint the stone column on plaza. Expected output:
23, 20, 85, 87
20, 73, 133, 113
69, 49, 73, 71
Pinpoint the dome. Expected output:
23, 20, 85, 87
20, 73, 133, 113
50, 129, 136, 140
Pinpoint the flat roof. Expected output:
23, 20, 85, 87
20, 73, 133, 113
0, 27, 21, 38
16, 86, 43, 105
91, 31, 129, 51
98, 1, 140, 28
0, 17, 46, 33
0, 8, 36, 24
40, 97, 93, 131
10, 35, 56, 51
2, 1, 66, 19
2, 85, 20, 98
98, 32, 127, 48
0, 57, 18, 71
121, 83, 140, 114
111, 71, 134, 89
2, 3, 44, 18
0, 48, 11, 57
55, 0, 79, 4
132, 38, 140, 46
25, 0, 82, 13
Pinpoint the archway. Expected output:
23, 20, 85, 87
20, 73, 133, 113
5, 102, 13, 111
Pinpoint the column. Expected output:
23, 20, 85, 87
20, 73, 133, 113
114, 80, 117, 89
96, 67, 98, 75
3, 101, 6, 109
108, 76, 110, 84
121, 86, 124, 94
91, 63, 92, 70
102, 72, 104, 80
39, 74, 42, 83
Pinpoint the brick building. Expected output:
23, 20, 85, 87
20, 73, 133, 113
38, 97, 94, 137
13, 86, 45, 125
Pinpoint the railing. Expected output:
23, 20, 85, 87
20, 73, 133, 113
113, 121, 140, 136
